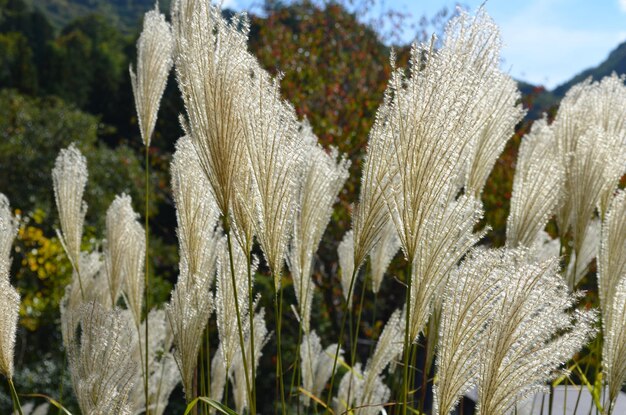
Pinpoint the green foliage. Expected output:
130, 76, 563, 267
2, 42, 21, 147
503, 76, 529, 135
0, 32, 37, 93
0, 89, 147, 228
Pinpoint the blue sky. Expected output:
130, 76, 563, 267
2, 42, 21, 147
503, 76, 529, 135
225, 0, 626, 89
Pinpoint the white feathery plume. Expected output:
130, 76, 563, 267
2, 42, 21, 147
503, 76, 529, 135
172, 0, 252, 216
104, 194, 143, 306
529, 230, 561, 264
338, 230, 356, 307
171, 135, 222, 284
567, 127, 621, 289
128, 309, 180, 415
598, 191, 626, 414
506, 118, 564, 248
166, 259, 214, 401
351, 88, 396, 278
60, 251, 111, 349
66, 301, 136, 415
598, 190, 626, 314
52, 144, 88, 281
0, 273, 19, 380
553, 74, 626, 233
300, 330, 343, 406
215, 240, 255, 370
231, 309, 269, 414
288, 120, 350, 333
334, 363, 364, 414
130, 4, 174, 146
602, 275, 626, 415
0, 194, 18, 280
566, 217, 600, 287
368, 221, 400, 294
333, 363, 391, 415
458, 11, 525, 196
0, 194, 20, 380
434, 248, 509, 415
360, 309, 404, 407
121, 212, 146, 328
474, 249, 596, 415
379, 10, 497, 264
406, 195, 484, 342
241, 67, 302, 289
333, 311, 403, 414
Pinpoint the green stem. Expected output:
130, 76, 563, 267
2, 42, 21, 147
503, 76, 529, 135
402, 260, 413, 415
225, 227, 253, 414
324, 266, 359, 413
144, 144, 151, 415
288, 321, 304, 410
8, 378, 23, 415
247, 252, 256, 415
347, 269, 369, 409
274, 275, 286, 415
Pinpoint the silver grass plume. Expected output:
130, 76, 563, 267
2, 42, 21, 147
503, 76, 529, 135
171, 135, 222, 284
334, 363, 364, 414
130, 4, 174, 147
52, 144, 88, 280
457, 11, 525, 196
434, 248, 509, 415
66, 301, 135, 415
506, 118, 564, 248
529, 230, 561, 264
172, 0, 251, 216
168, 134, 223, 400
567, 127, 621, 289
60, 251, 111, 348
598, 191, 626, 414
360, 309, 404, 408
215, 240, 255, 370
231, 310, 269, 414
0, 194, 18, 281
241, 67, 302, 289
473, 249, 595, 415
380, 12, 495, 265
406, 195, 484, 342
121, 214, 146, 327
554, 74, 626, 233
333, 366, 391, 415
566, 217, 600, 287
598, 190, 626, 314
333, 310, 403, 414
0, 195, 20, 380
351, 90, 396, 277
368, 221, 400, 294
128, 309, 180, 415
0, 270, 19, 380
104, 194, 143, 306
602, 275, 626, 415
338, 230, 356, 307
300, 330, 343, 406
167, 258, 214, 401
288, 120, 350, 333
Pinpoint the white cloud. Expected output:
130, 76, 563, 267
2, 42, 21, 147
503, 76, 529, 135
619, 0, 626, 13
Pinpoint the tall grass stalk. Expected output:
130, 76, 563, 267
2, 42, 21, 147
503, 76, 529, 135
346, 270, 369, 408
274, 274, 287, 415
402, 260, 413, 415
246, 252, 257, 415
8, 378, 23, 415
224, 226, 253, 414
324, 266, 358, 412
144, 143, 151, 414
